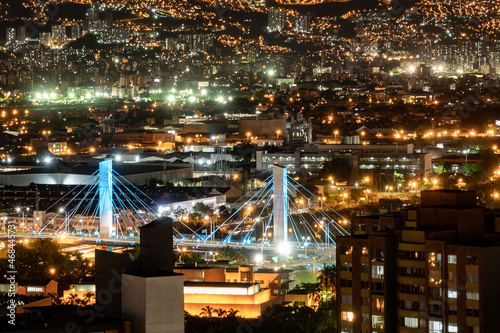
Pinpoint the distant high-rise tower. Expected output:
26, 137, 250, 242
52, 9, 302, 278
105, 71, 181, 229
17, 26, 26, 42
51, 25, 66, 47
70, 24, 81, 40
268, 8, 287, 32
294, 12, 314, 33
39, 32, 52, 46
104, 12, 113, 29
87, 6, 100, 22
6, 27, 16, 46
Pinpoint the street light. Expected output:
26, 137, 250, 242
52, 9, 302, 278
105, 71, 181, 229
60, 208, 68, 234
278, 242, 291, 257
16, 207, 26, 233
301, 236, 310, 257
255, 254, 263, 264
320, 220, 332, 248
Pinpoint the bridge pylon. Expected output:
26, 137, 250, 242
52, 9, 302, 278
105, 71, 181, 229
99, 159, 113, 238
272, 165, 288, 245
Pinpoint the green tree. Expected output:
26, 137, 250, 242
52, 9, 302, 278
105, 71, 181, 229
317, 265, 336, 299
193, 202, 213, 217
217, 205, 232, 221
173, 207, 188, 221
434, 162, 449, 175
394, 171, 405, 188
217, 246, 250, 264
181, 251, 204, 264
461, 163, 480, 175
0, 238, 93, 292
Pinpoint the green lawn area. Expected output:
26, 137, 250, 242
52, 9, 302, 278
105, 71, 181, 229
294, 269, 318, 285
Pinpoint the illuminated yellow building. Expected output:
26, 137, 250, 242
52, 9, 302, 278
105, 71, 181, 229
175, 265, 298, 318
184, 282, 276, 318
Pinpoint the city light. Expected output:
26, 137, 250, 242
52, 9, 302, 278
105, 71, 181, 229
277, 242, 291, 256
1, 0, 500, 329
255, 254, 263, 264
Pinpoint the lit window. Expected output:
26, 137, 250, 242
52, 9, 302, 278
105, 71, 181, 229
466, 291, 479, 300
448, 254, 457, 264
428, 252, 442, 267
371, 265, 384, 279
372, 315, 384, 329
429, 320, 443, 333
404, 317, 418, 328
341, 311, 354, 322
448, 323, 458, 333
447, 289, 457, 299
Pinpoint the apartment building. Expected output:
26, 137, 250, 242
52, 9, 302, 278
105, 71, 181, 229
256, 143, 431, 182
337, 190, 500, 333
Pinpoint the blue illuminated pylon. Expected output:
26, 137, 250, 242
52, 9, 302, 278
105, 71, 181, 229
273, 165, 288, 244
99, 159, 113, 238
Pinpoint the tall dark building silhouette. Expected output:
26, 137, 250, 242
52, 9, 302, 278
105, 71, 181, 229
96, 217, 184, 333
337, 190, 500, 333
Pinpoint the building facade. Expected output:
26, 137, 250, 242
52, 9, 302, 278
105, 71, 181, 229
337, 190, 500, 333
256, 143, 432, 183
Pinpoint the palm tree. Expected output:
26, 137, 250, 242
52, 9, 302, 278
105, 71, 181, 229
317, 265, 336, 299
81, 292, 95, 306
214, 308, 227, 317
200, 305, 214, 318
66, 293, 79, 305
48, 292, 62, 305
226, 308, 240, 318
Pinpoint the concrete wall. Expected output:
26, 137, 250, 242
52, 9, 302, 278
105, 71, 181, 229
122, 274, 184, 333
481, 246, 500, 333
420, 190, 477, 207
174, 268, 226, 282
417, 207, 484, 242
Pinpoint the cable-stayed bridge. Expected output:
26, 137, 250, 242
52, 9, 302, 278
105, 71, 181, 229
2, 161, 350, 252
